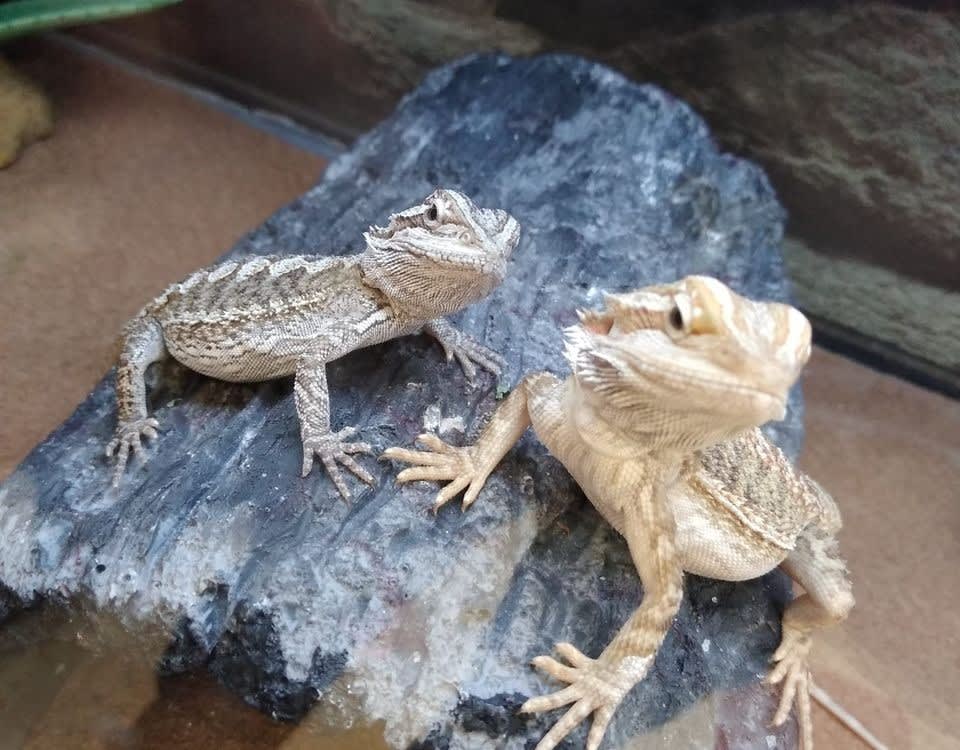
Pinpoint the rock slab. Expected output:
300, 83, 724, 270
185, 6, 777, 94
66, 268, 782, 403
0, 54, 800, 748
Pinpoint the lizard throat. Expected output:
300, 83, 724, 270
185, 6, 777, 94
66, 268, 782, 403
359, 252, 497, 319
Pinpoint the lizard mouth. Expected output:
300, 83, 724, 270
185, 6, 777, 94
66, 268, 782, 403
497, 214, 521, 258
367, 222, 392, 240
569, 327, 792, 427
645, 360, 790, 423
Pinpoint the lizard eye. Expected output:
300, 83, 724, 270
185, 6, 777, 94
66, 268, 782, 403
424, 202, 441, 226
668, 305, 684, 332
664, 303, 692, 340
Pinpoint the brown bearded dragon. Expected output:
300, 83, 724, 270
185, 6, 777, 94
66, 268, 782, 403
384, 276, 855, 750
106, 189, 520, 499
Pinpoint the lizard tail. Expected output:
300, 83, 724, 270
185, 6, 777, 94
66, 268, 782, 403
810, 683, 888, 750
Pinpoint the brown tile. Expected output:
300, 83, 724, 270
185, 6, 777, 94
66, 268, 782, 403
21, 651, 160, 750
799, 348, 960, 750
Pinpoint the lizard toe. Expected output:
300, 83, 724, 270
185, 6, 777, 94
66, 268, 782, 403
303, 432, 376, 499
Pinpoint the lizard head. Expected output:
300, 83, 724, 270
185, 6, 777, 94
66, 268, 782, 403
361, 189, 520, 317
565, 275, 812, 451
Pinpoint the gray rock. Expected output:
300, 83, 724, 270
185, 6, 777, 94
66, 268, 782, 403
0, 54, 800, 748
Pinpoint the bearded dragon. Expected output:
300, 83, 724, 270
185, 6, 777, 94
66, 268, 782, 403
106, 189, 520, 499
384, 276, 854, 750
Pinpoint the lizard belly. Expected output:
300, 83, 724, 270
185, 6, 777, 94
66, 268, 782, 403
669, 483, 789, 581
162, 319, 321, 382
162, 309, 411, 383
526, 374, 787, 581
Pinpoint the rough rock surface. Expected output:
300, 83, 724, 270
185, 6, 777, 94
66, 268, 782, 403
0, 54, 801, 748
784, 237, 960, 389
613, 5, 960, 291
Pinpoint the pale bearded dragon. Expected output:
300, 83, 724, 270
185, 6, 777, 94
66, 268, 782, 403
384, 276, 854, 750
107, 189, 520, 499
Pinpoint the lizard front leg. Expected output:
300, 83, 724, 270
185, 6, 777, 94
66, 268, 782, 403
523, 476, 684, 750
106, 316, 167, 485
769, 522, 854, 750
423, 318, 506, 383
382, 375, 534, 511
295, 357, 375, 501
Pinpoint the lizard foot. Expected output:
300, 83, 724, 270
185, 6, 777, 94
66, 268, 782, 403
767, 628, 814, 750
521, 642, 651, 750
435, 330, 506, 383
302, 427, 375, 501
382, 433, 488, 512
105, 417, 160, 486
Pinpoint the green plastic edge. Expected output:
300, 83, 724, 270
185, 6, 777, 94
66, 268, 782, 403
0, 0, 182, 42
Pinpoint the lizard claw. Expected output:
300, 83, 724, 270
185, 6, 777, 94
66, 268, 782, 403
106, 417, 160, 486
453, 337, 506, 382
521, 643, 651, 750
433, 329, 505, 382
767, 628, 814, 750
382, 432, 489, 511
302, 427, 375, 502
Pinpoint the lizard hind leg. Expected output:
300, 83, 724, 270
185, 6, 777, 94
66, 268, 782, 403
768, 522, 854, 750
106, 315, 168, 485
